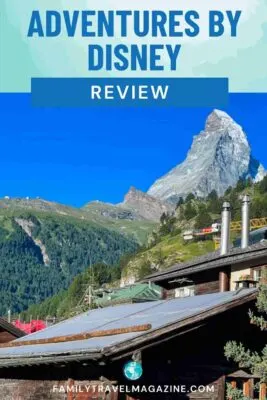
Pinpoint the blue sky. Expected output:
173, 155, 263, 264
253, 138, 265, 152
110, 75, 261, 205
0, 93, 267, 207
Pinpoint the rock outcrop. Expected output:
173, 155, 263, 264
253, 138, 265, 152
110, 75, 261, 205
148, 110, 266, 204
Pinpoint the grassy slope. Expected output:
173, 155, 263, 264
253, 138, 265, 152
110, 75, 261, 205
83, 212, 155, 244
0, 198, 156, 244
122, 180, 267, 282
122, 234, 214, 282
20, 178, 267, 318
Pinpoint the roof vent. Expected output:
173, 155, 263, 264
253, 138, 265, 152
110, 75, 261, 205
220, 202, 231, 255
241, 195, 250, 249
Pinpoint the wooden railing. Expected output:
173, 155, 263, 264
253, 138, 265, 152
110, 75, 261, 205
230, 379, 266, 399
230, 217, 267, 231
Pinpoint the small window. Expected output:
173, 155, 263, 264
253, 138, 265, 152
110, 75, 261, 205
253, 269, 262, 282
175, 286, 195, 298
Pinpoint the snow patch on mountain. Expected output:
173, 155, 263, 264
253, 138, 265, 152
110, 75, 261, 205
148, 110, 266, 204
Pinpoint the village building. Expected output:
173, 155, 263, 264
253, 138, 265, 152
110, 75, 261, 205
0, 196, 265, 399
144, 241, 267, 298
0, 288, 265, 399
94, 283, 162, 308
145, 197, 267, 298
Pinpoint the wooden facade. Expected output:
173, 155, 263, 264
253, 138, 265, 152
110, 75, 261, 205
150, 247, 267, 299
146, 241, 267, 279
163, 266, 266, 299
163, 269, 221, 299
0, 296, 265, 399
0, 318, 24, 343
0, 245, 266, 399
0, 329, 18, 344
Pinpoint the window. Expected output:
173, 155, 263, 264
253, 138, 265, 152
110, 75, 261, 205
253, 268, 262, 282
175, 286, 195, 298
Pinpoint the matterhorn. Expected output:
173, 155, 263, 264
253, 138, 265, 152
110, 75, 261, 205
148, 110, 266, 204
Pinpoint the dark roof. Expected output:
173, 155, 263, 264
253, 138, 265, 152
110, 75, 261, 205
0, 318, 25, 338
0, 288, 256, 368
144, 242, 267, 284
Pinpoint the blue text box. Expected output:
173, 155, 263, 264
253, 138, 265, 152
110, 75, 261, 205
31, 77, 228, 108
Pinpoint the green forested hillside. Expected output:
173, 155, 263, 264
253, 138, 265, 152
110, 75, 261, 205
0, 211, 138, 316
21, 260, 125, 320
0, 197, 155, 244
15, 176, 267, 320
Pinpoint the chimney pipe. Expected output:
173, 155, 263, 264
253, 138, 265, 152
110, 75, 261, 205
241, 194, 250, 249
220, 201, 231, 255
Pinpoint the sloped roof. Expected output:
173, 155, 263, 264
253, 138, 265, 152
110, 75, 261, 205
95, 283, 162, 306
0, 288, 256, 368
144, 242, 267, 284
0, 318, 25, 339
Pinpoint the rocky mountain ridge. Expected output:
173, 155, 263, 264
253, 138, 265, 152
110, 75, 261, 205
121, 186, 174, 221
1, 110, 265, 224
148, 109, 266, 204
0, 197, 156, 244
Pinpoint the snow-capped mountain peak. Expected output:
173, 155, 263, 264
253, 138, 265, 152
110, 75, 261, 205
147, 110, 266, 204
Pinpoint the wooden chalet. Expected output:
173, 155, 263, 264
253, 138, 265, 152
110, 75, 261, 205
144, 241, 267, 298
0, 289, 265, 399
0, 197, 265, 399
145, 197, 267, 298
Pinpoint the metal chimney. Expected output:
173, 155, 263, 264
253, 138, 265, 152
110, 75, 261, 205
220, 202, 231, 255
241, 194, 250, 249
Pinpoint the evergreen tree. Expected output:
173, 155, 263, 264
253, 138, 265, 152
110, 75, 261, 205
225, 269, 267, 399
228, 191, 240, 220
207, 190, 218, 201
160, 212, 167, 225
185, 193, 195, 202
159, 214, 177, 235
225, 186, 233, 196
245, 178, 253, 188
251, 198, 267, 219
176, 197, 184, 209
194, 212, 212, 229
236, 178, 246, 192
0, 213, 138, 315
259, 175, 267, 194
184, 202, 197, 220
207, 190, 221, 214
138, 260, 153, 279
